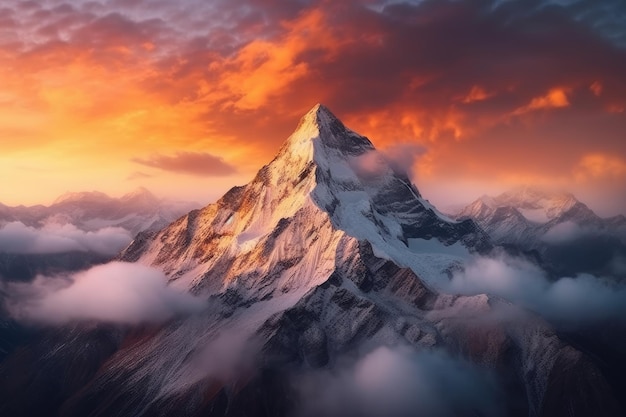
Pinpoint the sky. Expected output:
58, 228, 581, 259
1, 0, 625, 215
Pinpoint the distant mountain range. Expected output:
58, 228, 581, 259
0, 188, 198, 281
0, 187, 198, 235
1, 105, 621, 417
456, 188, 626, 278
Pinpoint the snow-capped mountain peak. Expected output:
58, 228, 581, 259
274, 103, 374, 177
456, 187, 626, 274
122, 104, 488, 297
289, 103, 375, 154
460, 187, 580, 226
493, 186, 578, 222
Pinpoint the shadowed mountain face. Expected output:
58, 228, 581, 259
0, 105, 621, 417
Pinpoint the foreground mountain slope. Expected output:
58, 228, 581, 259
0, 105, 620, 417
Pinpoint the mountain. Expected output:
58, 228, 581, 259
0, 105, 621, 417
458, 188, 580, 243
2, 187, 196, 235
0, 188, 199, 282
121, 104, 489, 295
456, 187, 626, 277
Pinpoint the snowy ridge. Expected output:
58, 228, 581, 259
457, 187, 625, 248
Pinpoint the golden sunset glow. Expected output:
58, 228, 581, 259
1, 0, 625, 214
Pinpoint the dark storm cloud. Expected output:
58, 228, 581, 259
132, 152, 238, 177
317, 0, 626, 117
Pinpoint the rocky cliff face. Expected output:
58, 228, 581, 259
0, 105, 620, 417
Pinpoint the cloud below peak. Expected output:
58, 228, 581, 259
447, 254, 626, 323
297, 345, 503, 417
0, 221, 132, 256
6, 262, 205, 325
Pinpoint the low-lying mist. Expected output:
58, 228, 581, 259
0, 221, 132, 256
295, 345, 503, 417
4, 262, 205, 325
446, 253, 626, 324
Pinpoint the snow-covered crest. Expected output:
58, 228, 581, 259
122, 104, 488, 299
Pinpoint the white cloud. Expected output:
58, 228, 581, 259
541, 221, 585, 243
0, 221, 132, 255
381, 142, 428, 177
447, 254, 626, 322
348, 144, 427, 180
297, 345, 502, 417
6, 262, 204, 325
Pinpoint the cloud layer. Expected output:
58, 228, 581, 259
5, 262, 204, 325
0, 221, 132, 255
447, 254, 626, 323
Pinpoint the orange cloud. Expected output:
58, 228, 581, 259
204, 8, 346, 111
590, 81, 603, 96
513, 88, 570, 115
461, 86, 493, 103
606, 104, 625, 114
345, 106, 471, 147
574, 153, 626, 181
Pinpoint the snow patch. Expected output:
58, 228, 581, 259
518, 208, 549, 223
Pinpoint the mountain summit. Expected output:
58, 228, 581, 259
287, 103, 374, 154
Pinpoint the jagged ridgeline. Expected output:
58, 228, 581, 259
0, 105, 620, 417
